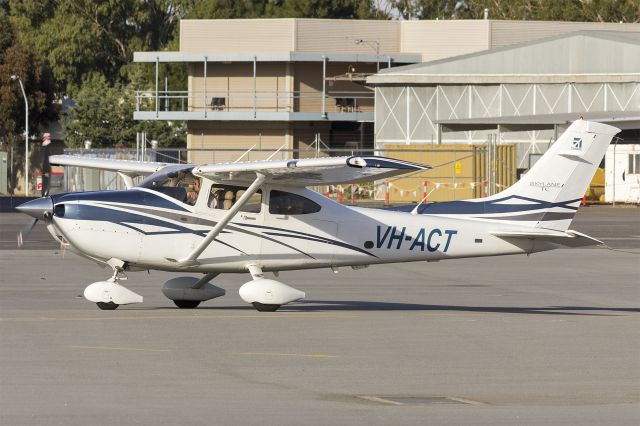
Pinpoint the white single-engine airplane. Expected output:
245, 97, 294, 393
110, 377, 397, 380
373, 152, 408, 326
17, 120, 619, 311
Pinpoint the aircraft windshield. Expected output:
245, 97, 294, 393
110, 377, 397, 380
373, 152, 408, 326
139, 166, 201, 205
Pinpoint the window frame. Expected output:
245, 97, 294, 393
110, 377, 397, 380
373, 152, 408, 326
207, 184, 263, 214
268, 189, 322, 216
139, 166, 201, 205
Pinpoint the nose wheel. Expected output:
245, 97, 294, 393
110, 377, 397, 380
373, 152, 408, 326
84, 260, 143, 310
252, 302, 281, 312
96, 302, 119, 310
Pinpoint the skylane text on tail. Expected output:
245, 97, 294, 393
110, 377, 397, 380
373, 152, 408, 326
17, 120, 619, 311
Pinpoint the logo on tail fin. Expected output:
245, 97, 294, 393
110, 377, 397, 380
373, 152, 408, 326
571, 137, 583, 150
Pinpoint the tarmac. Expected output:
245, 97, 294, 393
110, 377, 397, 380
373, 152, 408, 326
0, 206, 639, 425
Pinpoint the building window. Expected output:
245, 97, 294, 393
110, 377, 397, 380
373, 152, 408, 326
208, 185, 262, 213
629, 154, 640, 175
269, 190, 321, 215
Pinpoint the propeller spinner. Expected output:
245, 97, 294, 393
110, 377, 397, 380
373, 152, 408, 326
16, 197, 54, 247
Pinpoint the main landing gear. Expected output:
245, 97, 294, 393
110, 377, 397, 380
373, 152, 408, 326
161, 274, 225, 308
83, 261, 304, 312
238, 264, 305, 312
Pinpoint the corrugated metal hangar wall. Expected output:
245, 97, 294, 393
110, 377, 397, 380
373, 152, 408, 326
375, 82, 639, 168
372, 32, 640, 171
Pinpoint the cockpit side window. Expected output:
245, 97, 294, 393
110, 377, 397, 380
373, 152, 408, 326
139, 167, 201, 205
269, 190, 321, 215
208, 185, 262, 213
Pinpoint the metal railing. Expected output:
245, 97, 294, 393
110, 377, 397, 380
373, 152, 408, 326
134, 90, 374, 114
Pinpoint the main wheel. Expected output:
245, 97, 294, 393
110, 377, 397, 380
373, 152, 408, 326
252, 302, 281, 312
96, 302, 119, 310
174, 300, 201, 309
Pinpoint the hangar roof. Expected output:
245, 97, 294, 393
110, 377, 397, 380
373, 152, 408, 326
368, 31, 640, 85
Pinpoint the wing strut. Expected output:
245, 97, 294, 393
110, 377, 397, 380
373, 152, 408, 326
172, 173, 266, 266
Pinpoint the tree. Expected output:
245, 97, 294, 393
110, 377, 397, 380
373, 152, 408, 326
0, 10, 57, 193
185, 0, 386, 19
266, 0, 386, 19
0, 11, 57, 140
391, 0, 640, 22
62, 74, 137, 148
63, 72, 186, 149
9, 0, 189, 94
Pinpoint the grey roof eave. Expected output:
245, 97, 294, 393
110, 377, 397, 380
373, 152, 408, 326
133, 111, 374, 122
376, 30, 640, 76
368, 74, 640, 85
134, 51, 422, 64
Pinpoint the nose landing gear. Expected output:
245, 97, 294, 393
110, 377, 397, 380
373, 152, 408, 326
83, 260, 143, 310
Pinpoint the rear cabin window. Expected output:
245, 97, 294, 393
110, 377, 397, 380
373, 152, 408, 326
269, 190, 321, 215
208, 185, 262, 213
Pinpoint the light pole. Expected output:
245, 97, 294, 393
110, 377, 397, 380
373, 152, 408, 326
355, 39, 380, 72
11, 74, 29, 196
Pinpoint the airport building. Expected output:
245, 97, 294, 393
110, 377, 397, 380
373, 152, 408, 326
368, 30, 640, 170
133, 19, 422, 164
132, 19, 640, 203
133, 19, 640, 165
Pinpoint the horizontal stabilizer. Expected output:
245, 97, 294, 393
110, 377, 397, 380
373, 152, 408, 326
491, 229, 603, 248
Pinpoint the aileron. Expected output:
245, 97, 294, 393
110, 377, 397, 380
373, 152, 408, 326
50, 155, 169, 176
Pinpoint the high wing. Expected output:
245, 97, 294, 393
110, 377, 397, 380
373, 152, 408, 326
50, 154, 429, 187
193, 156, 430, 185
50, 155, 170, 176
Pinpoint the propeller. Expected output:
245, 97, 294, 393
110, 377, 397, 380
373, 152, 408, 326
17, 133, 54, 247
17, 218, 38, 247
15, 197, 53, 248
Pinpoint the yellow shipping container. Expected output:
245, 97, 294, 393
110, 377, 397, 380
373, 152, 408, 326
382, 144, 517, 203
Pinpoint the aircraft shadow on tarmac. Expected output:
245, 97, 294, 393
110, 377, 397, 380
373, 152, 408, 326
288, 301, 640, 315
140, 301, 640, 316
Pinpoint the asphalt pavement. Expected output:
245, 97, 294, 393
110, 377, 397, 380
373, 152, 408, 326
0, 206, 638, 425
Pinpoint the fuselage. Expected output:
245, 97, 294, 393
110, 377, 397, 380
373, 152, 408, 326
44, 182, 553, 274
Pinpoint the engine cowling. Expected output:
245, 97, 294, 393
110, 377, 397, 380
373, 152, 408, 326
161, 276, 225, 301
239, 279, 305, 306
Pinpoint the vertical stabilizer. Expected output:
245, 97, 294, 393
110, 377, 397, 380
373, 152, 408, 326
417, 120, 620, 231
492, 120, 619, 230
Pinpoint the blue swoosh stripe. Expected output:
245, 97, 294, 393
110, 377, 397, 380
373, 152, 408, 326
235, 222, 377, 258
392, 195, 582, 215
53, 189, 189, 212
62, 203, 197, 232
63, 204, 246, 254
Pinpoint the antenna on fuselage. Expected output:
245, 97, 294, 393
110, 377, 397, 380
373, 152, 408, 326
410, 188, 436, 215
